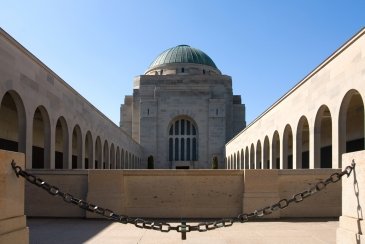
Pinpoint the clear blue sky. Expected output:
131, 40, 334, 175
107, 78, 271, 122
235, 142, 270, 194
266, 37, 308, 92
1, 1, 364, 125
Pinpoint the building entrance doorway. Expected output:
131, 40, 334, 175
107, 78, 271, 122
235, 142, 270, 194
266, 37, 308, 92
176, 166, 189, 169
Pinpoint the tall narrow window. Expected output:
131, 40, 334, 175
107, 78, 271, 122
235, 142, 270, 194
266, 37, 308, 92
169, 138, 173, 161
175, 121, 179, 135
187, 138, 191, 160
181, 120, 185, 135
168, 118, 198, 161
181, 138, 185, 161
192, 138, 197, 161
169, 126, 173, 135
175, 138, 179, 161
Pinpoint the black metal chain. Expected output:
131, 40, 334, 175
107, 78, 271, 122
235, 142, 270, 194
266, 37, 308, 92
11, 160, 355, 234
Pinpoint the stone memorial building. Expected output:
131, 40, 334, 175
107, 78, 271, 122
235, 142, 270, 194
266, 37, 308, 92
120, 45, 246, 169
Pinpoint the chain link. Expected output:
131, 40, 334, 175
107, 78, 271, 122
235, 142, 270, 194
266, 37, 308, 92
10, 160, 355, 233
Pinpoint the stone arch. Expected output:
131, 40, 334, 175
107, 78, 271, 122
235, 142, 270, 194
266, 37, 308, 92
0, 91, 26, 154
314, 105, 332, 168
240, 149, 244, 169
55, 116, 69, 169
263, 136, 270, 169
72, 125, 82, 169
296, 116, 310, 169
272, 131, 280, 169
234, 153, 237, 169
95, 136, 102, 169
128, 152, 132, 169
283, 124, 293, 169
121, 149, 125, 169
229, 154, 232, 169
85, 131, 93, 169
116, 146, 120, 169
237, 151, 240, 169
245, 147, 249, 169
32, 106, 51, 169
132, 153, 134, 169
250, 143, 255, 169
103, 140, 109, 169
110, 143, 115, 169
125, 150, 129, 169
256, 140, 262, 169
339, 89, 364, 167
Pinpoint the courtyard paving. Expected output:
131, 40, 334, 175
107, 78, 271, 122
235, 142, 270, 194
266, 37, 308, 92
27, 217, 338, 244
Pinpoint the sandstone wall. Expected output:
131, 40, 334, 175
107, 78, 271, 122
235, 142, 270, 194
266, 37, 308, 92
25, 168, 341, 219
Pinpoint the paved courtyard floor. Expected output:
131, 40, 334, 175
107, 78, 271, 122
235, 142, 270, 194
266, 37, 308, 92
28, 217, 338, 244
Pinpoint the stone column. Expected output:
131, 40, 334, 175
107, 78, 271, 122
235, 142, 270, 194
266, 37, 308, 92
0, 149, 29, 244
336, 150, 365, 243
49, 121, 56, 169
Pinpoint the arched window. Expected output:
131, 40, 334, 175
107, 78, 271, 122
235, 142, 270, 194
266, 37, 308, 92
168, 118, 198, 161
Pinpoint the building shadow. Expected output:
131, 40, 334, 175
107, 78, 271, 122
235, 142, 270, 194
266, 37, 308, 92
28, 218, 113, 244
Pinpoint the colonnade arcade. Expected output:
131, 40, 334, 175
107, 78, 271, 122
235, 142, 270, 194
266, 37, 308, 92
0, 90, 141, 169
226, 89, 364, 169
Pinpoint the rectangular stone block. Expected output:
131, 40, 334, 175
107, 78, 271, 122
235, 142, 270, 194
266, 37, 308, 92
341, 151, 365, 219
0, 149, 25, 220
0, 227, 28, 244
243, 170, 280, 218
87, 170, 125, 218
0, 150, 28, 244
278, 169, 341, 217
0, 216, 26, 235
123, 170, 244, 218
25, 170, 88, 217
338, 216, 364, 235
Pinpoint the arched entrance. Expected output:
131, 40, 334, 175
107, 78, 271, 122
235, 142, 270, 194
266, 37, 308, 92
32, 106, 51, 169
314, 105, 332, 168
0, 91, 26, 155
339, 90, 364, 167
55, 117, 68, 169
168, 117, 198, 169
296, 116, 309, 169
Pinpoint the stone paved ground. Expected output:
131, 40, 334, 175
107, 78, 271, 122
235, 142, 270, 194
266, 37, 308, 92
27, 218, 338, 244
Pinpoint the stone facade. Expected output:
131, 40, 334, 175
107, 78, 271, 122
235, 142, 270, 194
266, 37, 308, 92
0, 28, 142, 170
226, 28, 365, 170
120, 46, 246, 169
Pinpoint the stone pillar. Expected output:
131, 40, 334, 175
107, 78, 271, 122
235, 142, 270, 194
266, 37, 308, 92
292, 131, 297, 169
0, 149, 29, 244
336, 150, 365, 243
50, 121, 56, 169
309, 123, 316, 169
25, 116, 32, 169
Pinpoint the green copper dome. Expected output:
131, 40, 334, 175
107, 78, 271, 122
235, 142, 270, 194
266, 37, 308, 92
149, 45, 218, 69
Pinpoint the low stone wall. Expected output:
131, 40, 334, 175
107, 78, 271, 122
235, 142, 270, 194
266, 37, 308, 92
278, 169, 341, 217
25, 170, 88, 217
0, 150, 29, 244
25, 168, 342, 219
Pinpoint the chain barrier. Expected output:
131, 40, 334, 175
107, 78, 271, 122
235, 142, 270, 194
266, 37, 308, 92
11, 160, 355, 237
